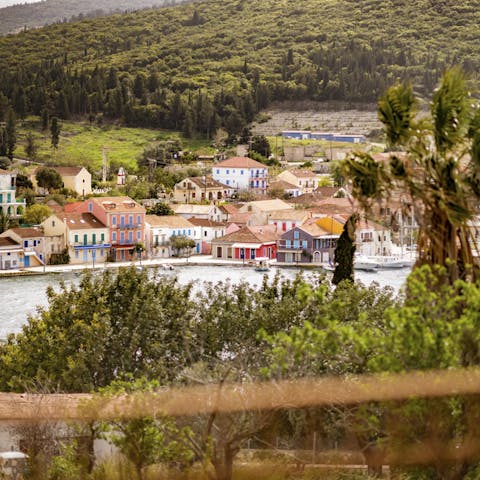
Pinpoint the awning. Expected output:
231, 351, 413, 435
231, 243, 262, 249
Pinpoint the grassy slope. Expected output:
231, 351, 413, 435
15, 119, 212, 173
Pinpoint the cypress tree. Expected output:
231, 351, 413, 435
50, 116, 61, 150
332, 213, 358, 285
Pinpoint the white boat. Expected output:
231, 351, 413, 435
367, 255, 414, 269
254, 257, 270, 272
354, 255, 380, 272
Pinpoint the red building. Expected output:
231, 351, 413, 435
210, 225, 278, 261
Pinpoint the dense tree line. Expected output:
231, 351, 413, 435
0, 0, 479, 135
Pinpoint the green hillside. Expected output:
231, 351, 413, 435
0, 0, 190, 36
1, 0, 479, 137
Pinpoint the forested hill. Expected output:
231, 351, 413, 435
0, 0, 190, 36
0, 0, 479, 138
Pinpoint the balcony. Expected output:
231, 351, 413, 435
117, 222, 140, 230
73, 243, 111, 250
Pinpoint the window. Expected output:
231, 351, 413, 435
226, 180, 230, 185
286, 240, 291, 248
188, 229, 191, 235
216, 169, 220, 174
52, 220, 56, 227
112, 215, 117, 225
74, 234, 78, 243
23, 240, 28, 248
101, 233, 105, 242
137, 215, 141, 225
112, 232, 117, 241
128, 232, 133, 242
33, 240, 37, 247
226, 169, 230, 174
240, 170, 244, 175
294, 230, 299, 239
88, 202, 93, 213
182, 229, 186, 235
302, 240, 308, 248
129, 215, 133, 225
137, 231, 141, 240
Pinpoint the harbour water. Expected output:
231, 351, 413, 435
0, 265, 410, 339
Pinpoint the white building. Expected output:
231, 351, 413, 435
212, 157, 268, 195
145, 215, 196, 258
0, 169, 26, 218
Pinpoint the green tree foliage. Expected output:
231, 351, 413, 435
332, 213, 358, 285
146, 202, 174, 216
0, 210, 12, 234
36, 166, 63, 192
24, 131, 38, 161
249, 135, 271, 158
169, 235, 195, 257
97, 378, 194, 480
343, 68, 480, 284
50, 116, 61, 149
22, 203, 52, 224
0, 109, 16, 159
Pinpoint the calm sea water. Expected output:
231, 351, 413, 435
0, 265, 410, 339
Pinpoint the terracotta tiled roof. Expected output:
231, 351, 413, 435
91, 197, 145, 214
240, 199, 293, 212
145, 215, 194, 228
63, 213, 106, 230
219, 204, 238, 215
298, 222, 330, 237
314, 186, 341, 197
183, 176, 230, 190
64, 202, 84, 213
187, 218, 226, 227
227, 212, 252, 225
215, 225, 278, 244
7, 227, 44, 238
215, 157, 266, 169
269, 179, 299, 190
268, 209, 310, 221
0, 237, 20, 247
287, 169, 316, 178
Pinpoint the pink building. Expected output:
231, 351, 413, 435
79, 196, 146, 262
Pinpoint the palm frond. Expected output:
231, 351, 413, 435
378, 82, 416, 148
431, 67, 471, 154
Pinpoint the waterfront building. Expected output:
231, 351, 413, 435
144, 215, 195, 258
0, 227, 46, 267
211, 225, 278, 261
42, 213, 109, 266
77, 197, 146, 262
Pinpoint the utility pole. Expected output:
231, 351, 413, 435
102, 147, 108, 183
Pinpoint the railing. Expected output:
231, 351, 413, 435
277, 241, 305, 250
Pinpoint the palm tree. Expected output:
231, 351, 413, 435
343, 68, 480, 284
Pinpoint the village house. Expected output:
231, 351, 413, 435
171, 203, 227, 222
0, 227, 46, 267
212, 157, 268, 195
187, 218, 227, 254
173, 176, 233, 203
74, 197, 146, 262
0, 169, 26, 218
237, 199, 293, 226
211, 225, 278, 261
268, 179, 301, 198
30, 166, 92, 197
267, 209, 311, 234
277, 222, 339, 265
277, 169, 322, 194
0, 237, 23, 270
145, 215, 195, 258
42, 213, 109, 266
